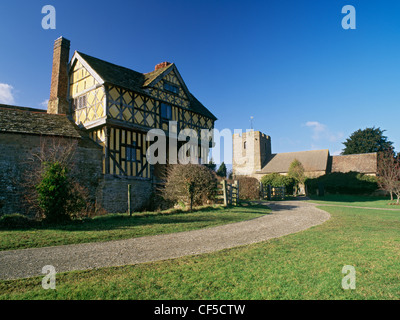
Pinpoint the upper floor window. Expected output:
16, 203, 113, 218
72, 94, 87, 110
161, 103, 172, 120
163, 82, 179, 94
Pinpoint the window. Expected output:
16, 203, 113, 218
163, 82, 179, 94
126, 142, 137, 162
244, 141, 247, 149
161, 103, 172, 120
72, 94, 87, 110
80, 95, 87, 108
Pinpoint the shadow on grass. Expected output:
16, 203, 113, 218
307, 194, 391, 204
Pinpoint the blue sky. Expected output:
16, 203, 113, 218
1, 0, 399, 161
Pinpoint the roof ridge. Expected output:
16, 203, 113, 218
0, 104, 47, 113
75, 52, 217, 121
77, 51, 148, 76
269, 149, 329, 156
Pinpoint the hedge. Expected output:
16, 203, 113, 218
237, 176, 261, 200
305, 171, 378, 195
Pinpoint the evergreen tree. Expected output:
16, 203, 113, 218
216, 162, 227, 178
342, 127, 393, 155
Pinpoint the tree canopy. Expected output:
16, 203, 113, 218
287, 159, 305, 194
342, 127, 393, 155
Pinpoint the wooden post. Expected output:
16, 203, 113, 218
222, 180, 228, 206
229, 183, 233, 205
232, 181, 236, 206
128, 184, 132, 217
235, 180, 239, 205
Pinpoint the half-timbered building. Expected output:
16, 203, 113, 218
49, 37, 217, 181
0, 37, 217, 214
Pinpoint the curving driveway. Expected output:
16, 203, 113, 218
0, 200, 330, 280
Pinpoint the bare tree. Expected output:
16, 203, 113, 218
377, 149, 400, 203
20, 137, 103, 220
162, 164, 218, 210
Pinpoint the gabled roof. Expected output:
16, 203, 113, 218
72, 52, 217, 121
142, 63, 175, 88
331, 153, 377, 174
0, 104, 82, 138
258, 149, 330, 174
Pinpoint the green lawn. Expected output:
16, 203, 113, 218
0, 203, 268, 251
307, 194, 400, 209
2, 200, 400, 299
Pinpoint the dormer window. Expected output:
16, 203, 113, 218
163, 82, 179, 94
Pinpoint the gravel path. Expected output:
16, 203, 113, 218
0, 200, 330, 280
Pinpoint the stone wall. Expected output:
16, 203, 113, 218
0, 133, 103, 215
0, 132, 154, 216
97, 175, 153, 213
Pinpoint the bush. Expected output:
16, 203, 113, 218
237, 176, 261, 200
0, 214, 37, 229
305, 172, 378, 195
162, 164, 218, 208
261, 173, 295, 194
36, 162, 87, 222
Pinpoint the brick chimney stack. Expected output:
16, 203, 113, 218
47, 37, 70, 114
155, 61, 171, 71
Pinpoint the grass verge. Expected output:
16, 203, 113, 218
1, 203, 400, 299
0, 203, 269, 251
307, 194, 400, 209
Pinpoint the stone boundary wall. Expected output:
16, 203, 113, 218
0, 133, 103, 216
97, 175, 153, 213
0, 132, 154, 216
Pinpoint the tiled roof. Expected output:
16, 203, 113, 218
0, 104, 82, 138
331, 153, 377, 174
76, 52, 217, 121
259, 149, 330, 173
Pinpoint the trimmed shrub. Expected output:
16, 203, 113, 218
36, 162, 87, 222
0, 214, 37, 229
237, 176, 260, 200
261, 173, 295, 194
305, 172, 378, 195
162, 164, 218, 208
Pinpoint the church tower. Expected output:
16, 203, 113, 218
232, 131, 271, 177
